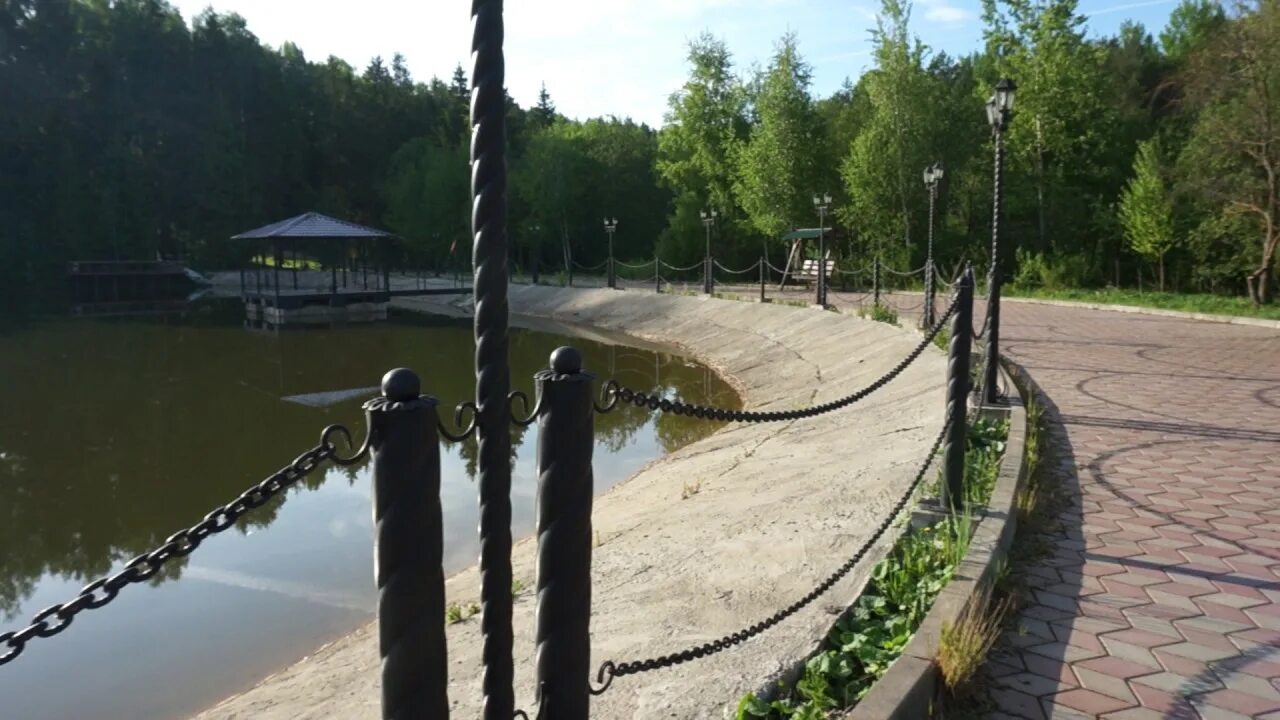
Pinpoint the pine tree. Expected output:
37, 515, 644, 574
532, 83, 557, 128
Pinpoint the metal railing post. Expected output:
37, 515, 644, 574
608, 256, 615, 290
873, 257, 881, 307
368, 368, 449, 718
654, 258, 661, 294
704, 255, 713, 295
923, 258, 935, 329
469, 0, 515, 716
758, 256, 765, 302
982, 121, 1006, 404
533, 347, 595, 720
941, 268, 974, 510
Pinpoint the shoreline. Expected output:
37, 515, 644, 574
194, 285, 948, 718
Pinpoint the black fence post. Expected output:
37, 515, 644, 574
941, 268, 974, 511
533, 347, 595, 720
654, 258, 661, 294
923, 258, 935, 329
758, 257, 765, 303
368, 368, 449, 718
873, 257, 881, 307
608, 257, 615, 290
470, 0, 515, 716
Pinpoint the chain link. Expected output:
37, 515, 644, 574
591, 417, 951, 693
600, 292, 959, 425
0, 439, 340, 667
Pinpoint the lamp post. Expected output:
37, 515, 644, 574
700, 208, 717, 294
812, 193, 832, 307
922, 163, 944, 328
982, 78, 1015, 405
603, 217, 618, 289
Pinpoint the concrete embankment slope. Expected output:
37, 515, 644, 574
194, 286, 948, 719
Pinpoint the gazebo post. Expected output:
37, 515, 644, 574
382, 238, 391, 292
273, 240, 281, 306
292, 246, 299, 290
343, 239, 349, 288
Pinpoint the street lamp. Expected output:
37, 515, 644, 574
700, 208, 717, 294
982, 77, 1015, 404
922, 162, 944, 328
603, 217, 618, 289
812, 193, 832, 307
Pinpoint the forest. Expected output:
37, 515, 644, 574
2, 0, 1277, 315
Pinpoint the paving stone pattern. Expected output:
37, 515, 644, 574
884, 296, 1279, 719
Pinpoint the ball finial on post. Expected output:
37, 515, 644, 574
550, 346, 582, 375
381, 368, 421, 401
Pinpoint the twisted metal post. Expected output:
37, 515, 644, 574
983, 122, 1005, 405
924, 182, 938, 328
873, 257, 881, 307
758, 256, 765, 302
470, 1, 515, 716
941, 268, 974, 510
369, 369, 449, 719
533, 347, 595, 719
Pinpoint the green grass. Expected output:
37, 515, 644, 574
736, 421, 1008, 719
858, 302, 899, 326
1006, 286, 1280, 320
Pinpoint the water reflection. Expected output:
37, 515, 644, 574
0, 302, 737, 720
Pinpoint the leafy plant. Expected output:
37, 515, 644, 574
858, 302, 899, 325
741, 420, 1008, 717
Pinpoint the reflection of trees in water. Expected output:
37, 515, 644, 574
0, 314, 738, 619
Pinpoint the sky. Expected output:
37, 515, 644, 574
167, 0, 1185, 127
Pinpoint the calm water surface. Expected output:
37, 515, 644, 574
0, 303, 737, 720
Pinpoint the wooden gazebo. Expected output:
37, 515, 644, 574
231, 211, 398, 300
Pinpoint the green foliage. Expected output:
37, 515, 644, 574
858, 303, 900, 325
840, 0, 939, 265
1118, 139, 1176, 288
1011, 249, 1092, 291
744, 421, 1008, 718
732, 33, 823, 240
1160, 0, 1226, 61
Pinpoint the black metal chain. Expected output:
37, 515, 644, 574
0, 433, 350, 668
599, 292, 959, 424
590, 418, 951, 694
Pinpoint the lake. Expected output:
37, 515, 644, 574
0, 302, 737, 720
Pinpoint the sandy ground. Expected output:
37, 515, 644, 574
193, 283, 947, 719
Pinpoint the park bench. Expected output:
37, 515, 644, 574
795, 258, 834, 285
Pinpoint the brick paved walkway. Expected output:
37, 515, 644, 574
969, 302, 1280, 720
550, 279, 1279, 717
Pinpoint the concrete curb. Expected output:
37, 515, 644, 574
840, 361, 1032, 720
1002, 296, 1280, 329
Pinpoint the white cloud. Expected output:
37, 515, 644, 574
918, 0, 975, 24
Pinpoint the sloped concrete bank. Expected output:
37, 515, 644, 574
194, 286, 948, 719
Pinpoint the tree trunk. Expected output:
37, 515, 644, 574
1035, 116, 1048, 252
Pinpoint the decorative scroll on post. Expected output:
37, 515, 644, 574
941, 269, 974, 510
367, 368, 449, 718
533, 346, 595, 720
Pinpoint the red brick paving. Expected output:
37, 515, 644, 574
831, 292, 1280, 718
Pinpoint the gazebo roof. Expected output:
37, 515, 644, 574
231, 212, 395, 240
781, 227, 829, 241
